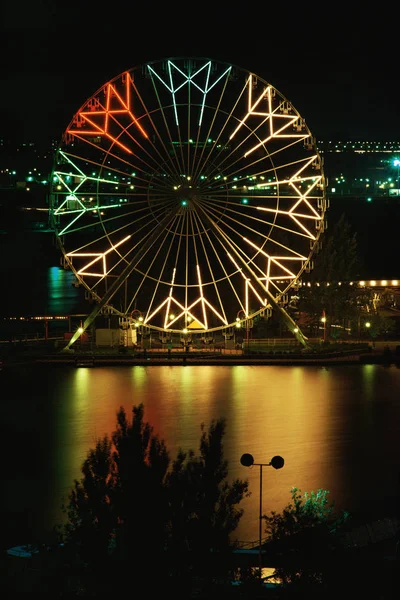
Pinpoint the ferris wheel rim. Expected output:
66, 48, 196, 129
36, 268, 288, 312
49, 56, 327, 335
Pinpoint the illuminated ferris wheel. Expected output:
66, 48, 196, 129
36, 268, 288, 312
49, 57, 327, 345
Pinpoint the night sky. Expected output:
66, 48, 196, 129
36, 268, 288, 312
1, 4, 399, 143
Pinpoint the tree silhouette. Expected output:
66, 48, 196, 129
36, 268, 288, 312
166, 419, 250, 590
262, 487, 351, 590
55, 404, 249, 596
110, 404, 170, 584
309, 213, 361, 283
297, 214, 370, 337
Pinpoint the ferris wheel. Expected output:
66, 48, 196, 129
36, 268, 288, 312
49, 56, 327, 345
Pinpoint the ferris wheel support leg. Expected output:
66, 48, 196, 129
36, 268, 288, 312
273, 302, 310, 349
62, 205, 182, 351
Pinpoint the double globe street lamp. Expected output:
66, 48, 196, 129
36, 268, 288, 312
240, 453, 285, 577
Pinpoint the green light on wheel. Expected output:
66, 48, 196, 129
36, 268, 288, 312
366, 197, 372, 202
241, 198, 249, 204
182, 200, 187, 206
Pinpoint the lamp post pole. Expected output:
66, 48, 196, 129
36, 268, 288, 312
131, 309, 143, 348
240, 453, 284, 578
321, 309, 327, 342
258, 463, 264, 572
365, 320, 371, 346
394, 159, 400, 196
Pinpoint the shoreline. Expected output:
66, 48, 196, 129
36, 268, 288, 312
3, 350, 399, 368
2, 339, 400, 368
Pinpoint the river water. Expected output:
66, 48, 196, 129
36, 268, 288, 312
1, 254, 400, 551
3, 361, 400, 552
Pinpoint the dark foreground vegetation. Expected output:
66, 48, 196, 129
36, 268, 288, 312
6, 404, 399, 598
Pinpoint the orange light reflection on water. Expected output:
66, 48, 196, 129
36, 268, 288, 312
47, 363, 400, 545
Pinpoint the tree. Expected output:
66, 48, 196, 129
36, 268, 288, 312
63, 434, 114, 547
55, 435, 116, 595
54, 404, 249, 597
110, 404, 170, 565
362, 314, 396, 340
262, 487, 351, 590
308, 213, 361, 283
58, 404, 171, 595
297, 214, 370, 338
165, 419, 250, 590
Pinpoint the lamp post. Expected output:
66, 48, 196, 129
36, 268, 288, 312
237, 309, 249, 353
321, 310, 327, 342
78, 321, 84, 345
131, 309, 143, 348
240, 453, 284, 578
394, 159, 400, 196
365, 320, 371, 345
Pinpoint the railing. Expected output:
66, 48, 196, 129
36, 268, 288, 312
243, 338, 323, 350
339, 517, 400, 549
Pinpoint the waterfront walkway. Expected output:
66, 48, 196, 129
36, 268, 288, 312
25, 347, 400, 367
2, 338, 400, 367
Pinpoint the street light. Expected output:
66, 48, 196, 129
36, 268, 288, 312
240, 453, 284, 577
365, 321, 371, 344
237, 309, 250, 353
394, 159, 400, 196
131, 309, 143, 325
130, 309, 143, 348
321, 310, 327, 342
78, 322, 84, 344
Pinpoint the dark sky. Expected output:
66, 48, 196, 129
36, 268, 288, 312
1, 3, 399, 142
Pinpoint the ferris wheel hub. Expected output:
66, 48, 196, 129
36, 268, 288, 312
175, 186, 200, 203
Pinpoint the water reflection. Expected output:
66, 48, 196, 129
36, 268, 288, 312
46, 266, 83, 315
3, 363, 400, 549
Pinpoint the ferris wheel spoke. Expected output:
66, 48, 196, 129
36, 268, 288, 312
201, 197, 316, 249
187, 211, 224, 324
191, 210, 243, 319
191, 83, 245, 181
193, 200, 298, 310
194, 200, 265, 281
126, 212, 183, 319
133, 85, 185, 181
146, 70, 192, 178
200, 209, 309, 295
